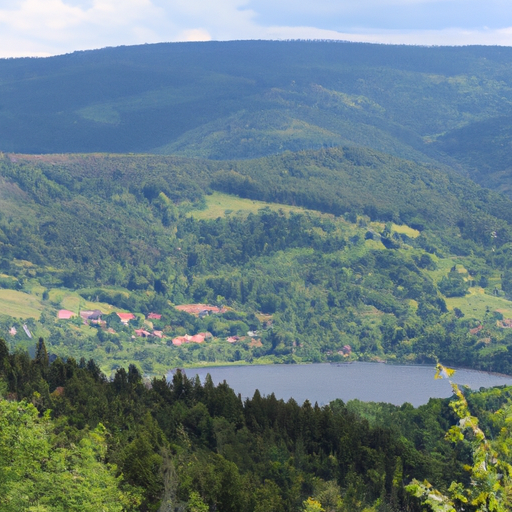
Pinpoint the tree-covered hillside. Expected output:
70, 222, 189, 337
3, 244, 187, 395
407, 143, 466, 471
3, 41, 512, 196
3, 150, 512, 374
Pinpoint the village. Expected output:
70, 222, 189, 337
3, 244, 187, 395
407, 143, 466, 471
56, 303, 261, 347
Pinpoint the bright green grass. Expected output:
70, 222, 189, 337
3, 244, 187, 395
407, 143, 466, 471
49, 289, 118, 315
427, 257, 462, 284
190, 192, 314, 220
391, 223, 420, 238
367, 222, 420, 239
0, 289, 43, 319
446, 286, 512, 319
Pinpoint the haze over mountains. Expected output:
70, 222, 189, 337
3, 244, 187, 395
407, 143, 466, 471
2, 40, 512, 195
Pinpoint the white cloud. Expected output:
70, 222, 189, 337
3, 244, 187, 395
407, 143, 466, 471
179, 28, 212, 42
0, 0, 511, 58
0, 0, 168, 56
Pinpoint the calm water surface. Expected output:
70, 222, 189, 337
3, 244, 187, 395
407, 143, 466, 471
175, 363, 512, 407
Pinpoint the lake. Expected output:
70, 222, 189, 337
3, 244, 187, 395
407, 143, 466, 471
175, 362, 512, 407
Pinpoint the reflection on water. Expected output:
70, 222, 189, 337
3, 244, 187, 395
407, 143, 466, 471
174, 362, 512, 407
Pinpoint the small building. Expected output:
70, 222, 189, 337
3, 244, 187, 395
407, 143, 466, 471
227, 336, 239, 343
80, 309, 102, 321
172, 336, 188, 346
117, 312, 136, 324
172, 333, 206, 345
147, 313, 162, 320
88, 310, 102, 321
134, 329, 152, 338
9, 327, 16, 336
58, 309, 75, 320
153, 330, 164, 338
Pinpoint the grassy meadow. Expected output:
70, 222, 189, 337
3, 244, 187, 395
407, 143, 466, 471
190, 192, 314, 220
0, 289, 43, 320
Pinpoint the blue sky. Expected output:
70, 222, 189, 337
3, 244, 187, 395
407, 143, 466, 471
0, 0, 511, 58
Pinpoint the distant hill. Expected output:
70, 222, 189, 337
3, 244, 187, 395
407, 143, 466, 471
3, 40, 512, 196
434, 115, 512, 195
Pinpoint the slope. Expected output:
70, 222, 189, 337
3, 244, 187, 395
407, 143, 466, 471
1, 40, 512, 176
2, 149, 512, 375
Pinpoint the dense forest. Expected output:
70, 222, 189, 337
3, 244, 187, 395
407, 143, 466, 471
3, 339, 512, 511
3, 41, 512, 195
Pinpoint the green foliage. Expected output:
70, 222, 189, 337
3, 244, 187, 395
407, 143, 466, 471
439, 271, 469, 297
303, 497, 325, 511
407, 364, 512, 511
0, 343, 483, 512
2, 144, 512, 372
0, 399, 141, 511
4, 41, 512, 203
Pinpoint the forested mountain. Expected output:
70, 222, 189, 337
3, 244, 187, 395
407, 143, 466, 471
2, 41, 512, 194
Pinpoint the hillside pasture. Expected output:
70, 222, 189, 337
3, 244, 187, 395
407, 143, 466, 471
190, 192, 314, 220
446, 286, 512, 319
0, 290, 43, 319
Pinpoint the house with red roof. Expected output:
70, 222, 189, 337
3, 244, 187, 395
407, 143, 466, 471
147, 313, 162, 320
189, 334, 205, 343
58, 309, 75, 320
172, 333, 206, 345
117, 312, 136, 324
172, 336, 188, 346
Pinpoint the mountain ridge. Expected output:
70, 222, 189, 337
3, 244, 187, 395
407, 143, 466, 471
2, 40, 512, 196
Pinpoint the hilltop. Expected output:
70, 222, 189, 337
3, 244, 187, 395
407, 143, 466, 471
2, 41, 512, 195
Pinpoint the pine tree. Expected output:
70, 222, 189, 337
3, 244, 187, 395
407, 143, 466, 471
34, 337, 49, 379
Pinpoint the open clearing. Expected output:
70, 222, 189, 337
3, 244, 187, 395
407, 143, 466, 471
446, 286, 512, 318
0, 290, 43, 319
391, 223, 420, 238
190, 192, 313, 220
49, 289, 121, 315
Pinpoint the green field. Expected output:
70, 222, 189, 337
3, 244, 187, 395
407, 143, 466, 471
48, 289, 124, 316
427, 257, 468, 284
391, 223, 420, 238
446, 287, 512, 319
0, 289, 44, 319
190, 192, 314, 220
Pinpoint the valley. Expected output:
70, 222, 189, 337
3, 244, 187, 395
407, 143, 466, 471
3, 41, 512, 511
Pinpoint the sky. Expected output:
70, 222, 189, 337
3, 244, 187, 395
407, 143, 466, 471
1, 0, 512, 58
